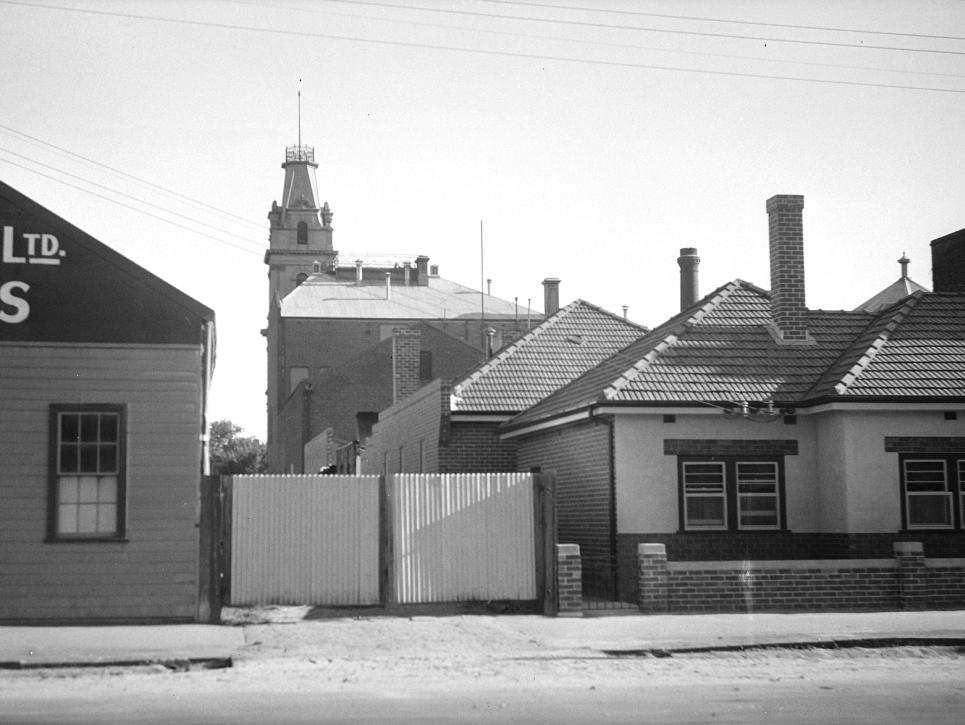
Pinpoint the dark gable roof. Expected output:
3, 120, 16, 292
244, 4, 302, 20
450, 299, 648, 414
506, 282, 965, 431
0, 181, 214, 345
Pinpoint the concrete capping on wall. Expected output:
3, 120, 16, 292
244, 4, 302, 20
927, 558, 965, 568
667, 559, 897, 572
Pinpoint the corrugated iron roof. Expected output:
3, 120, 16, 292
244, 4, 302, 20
280, 274, 524, 320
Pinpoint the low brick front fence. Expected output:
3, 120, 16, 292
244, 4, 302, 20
638, 542, 965, 613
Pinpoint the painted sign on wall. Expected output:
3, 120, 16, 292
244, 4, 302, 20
1, 225, 66, 324
1, 183, 213, 345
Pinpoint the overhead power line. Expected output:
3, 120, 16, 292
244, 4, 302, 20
323, 0, 965, 56
481, 0, 965, 42
228, 0, 965, 81
0, 147, 267, 253
3, 0, 964, 94
0, 122, 264, 232
0, 156, 263, 258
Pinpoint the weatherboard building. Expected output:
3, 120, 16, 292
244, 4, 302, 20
0, 181, 215, 623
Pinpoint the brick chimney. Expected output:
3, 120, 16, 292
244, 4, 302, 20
931, 228, 965, 293
677, 248, 700, 310
542, 278, 560, 316
766, 195, 809, 343
392, 327, 422, 403
415, 255, 430, 286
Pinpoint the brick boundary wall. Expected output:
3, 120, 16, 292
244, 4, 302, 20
637, 543, 965, 613
557, 544, 583, 617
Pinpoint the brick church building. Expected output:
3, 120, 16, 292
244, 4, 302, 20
263, 143, 541, 472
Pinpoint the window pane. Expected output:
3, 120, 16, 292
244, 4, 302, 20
686, 496, 725, 528
79, 445, 99, 472
80, 414, 99, 442
58, 476, 79, 504
905, 461, 947, 492
59, 444, 78, 473
96, 503, 117, 533
78, 476, 99, 502
60, 413, 79, 443
100, 444, 118, 473
100, 414, 118, 442
76, 503, 98, 533
908, 493, 951, 527
98, 476, 118, 504
58, 504, 78, 534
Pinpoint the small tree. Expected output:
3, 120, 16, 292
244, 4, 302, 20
209, 420, 267, 475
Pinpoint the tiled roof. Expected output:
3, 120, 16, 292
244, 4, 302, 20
507, 282, 965, 430
821, 293, 965, 398
281, 274, 525, 320
450, 300, 648, 413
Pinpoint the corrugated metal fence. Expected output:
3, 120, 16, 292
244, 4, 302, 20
392, 473, 536, 603
229, 475, 381, 606
224, 473, 539, 607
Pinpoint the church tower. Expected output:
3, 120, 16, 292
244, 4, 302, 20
264, 143, 337, 303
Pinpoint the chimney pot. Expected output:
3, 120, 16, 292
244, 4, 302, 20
542, 278, 561, 316
677, 247, 700, 310
355, 259, 363, 284
415, 255, 430, 286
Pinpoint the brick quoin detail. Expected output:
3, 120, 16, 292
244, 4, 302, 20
895, 541, 928, 610
556, 544, 583, 617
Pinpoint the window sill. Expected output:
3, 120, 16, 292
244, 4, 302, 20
44, 536, 129, 544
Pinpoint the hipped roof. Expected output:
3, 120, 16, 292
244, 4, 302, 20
506, 281, 965, 430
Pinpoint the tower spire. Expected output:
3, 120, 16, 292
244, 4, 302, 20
297, 89, 302, 149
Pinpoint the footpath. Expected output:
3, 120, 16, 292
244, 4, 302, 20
1, 609, 962, 669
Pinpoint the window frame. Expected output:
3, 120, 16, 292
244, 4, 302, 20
900, 454, 963, 530
677, 455, 786, 532
47, 404, 128, 542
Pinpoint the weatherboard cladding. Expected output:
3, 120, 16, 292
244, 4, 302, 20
450, 300, 647, 413
507, 281, 965, 429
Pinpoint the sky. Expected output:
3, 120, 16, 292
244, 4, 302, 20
3, 0, 964, 441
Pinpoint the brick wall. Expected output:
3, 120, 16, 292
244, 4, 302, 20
362, 379, 447, 475
518, 420, 615, 598
441, 422, 517, 472
617, 531, 965, 602
636, 542, 965, 613
557, 544, 583, 617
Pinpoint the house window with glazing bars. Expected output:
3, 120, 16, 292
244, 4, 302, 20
679, 457, 784, 531
902, 457, 965, 530
48, 404, 126, 541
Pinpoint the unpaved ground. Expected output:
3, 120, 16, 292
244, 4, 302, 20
3, 613, 964, 723
2, 646, 965, 724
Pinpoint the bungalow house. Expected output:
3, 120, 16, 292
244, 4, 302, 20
0, 181, 215, 622
501, 195, 965, 602
362, 282, 648, 476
